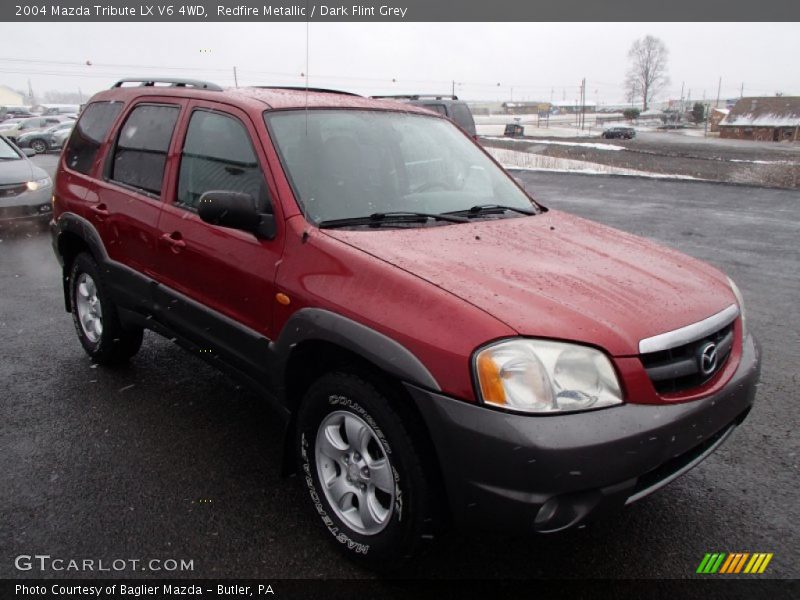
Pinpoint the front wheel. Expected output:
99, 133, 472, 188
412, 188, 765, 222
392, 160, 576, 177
296, 371, 439, 568
69, 253, 143, 365
30, 138, 48, 154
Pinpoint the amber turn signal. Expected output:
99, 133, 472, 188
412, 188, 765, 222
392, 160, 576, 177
477, 353, 506, 405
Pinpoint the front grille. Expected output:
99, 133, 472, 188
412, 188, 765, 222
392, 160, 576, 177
0, 183, 27, 198
640, 323, 734, 394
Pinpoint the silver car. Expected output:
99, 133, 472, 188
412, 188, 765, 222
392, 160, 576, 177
0, 115, 66, 142
0, 135, 53, 228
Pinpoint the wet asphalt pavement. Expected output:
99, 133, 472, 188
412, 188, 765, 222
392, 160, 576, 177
1, 154, 798, 581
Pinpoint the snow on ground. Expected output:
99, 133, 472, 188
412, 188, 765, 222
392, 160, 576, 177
729, 158, 793, 165
483, 137, 625, 151
476, 123, 600, 137
486, 147, 701, 180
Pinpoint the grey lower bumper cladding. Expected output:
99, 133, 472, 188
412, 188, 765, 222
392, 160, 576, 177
408, 334, 760, 533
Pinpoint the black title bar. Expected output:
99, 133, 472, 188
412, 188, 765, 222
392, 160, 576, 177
3, 0, 800, 22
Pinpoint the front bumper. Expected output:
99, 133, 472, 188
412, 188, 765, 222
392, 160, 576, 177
408, 334, 760, 533
0, 187, 53, 225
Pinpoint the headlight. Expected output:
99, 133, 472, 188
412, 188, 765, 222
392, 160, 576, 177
26, 177, 52, 191
727, 276, 747, 341
474, 339, 623, 414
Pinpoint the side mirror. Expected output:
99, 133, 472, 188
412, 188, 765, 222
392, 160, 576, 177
197, 191, 276, 239
21, 148, 36, 157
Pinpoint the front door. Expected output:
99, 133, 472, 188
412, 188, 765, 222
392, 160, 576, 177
152, 101, 284, 383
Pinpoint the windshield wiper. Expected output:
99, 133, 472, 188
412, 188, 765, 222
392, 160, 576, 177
445, 204, 539, 218
319, 211, 469, 229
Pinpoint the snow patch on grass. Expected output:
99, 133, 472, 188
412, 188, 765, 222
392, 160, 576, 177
483, 137, 625, 151
487, 147, 701, 180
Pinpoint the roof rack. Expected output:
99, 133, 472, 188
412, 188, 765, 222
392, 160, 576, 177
111, 78, 223, 91
371, 94, 459, 101
253, 86, 361, 97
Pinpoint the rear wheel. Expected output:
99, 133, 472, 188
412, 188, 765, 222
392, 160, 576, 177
69, 253, 143, 365
296, 371, 439, 568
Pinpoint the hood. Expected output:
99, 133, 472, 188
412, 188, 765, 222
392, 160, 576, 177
0, 157, 37, 185
323, 210, 735, 356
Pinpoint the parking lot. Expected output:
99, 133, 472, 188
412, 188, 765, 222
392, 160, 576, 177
1, 154, 798, 579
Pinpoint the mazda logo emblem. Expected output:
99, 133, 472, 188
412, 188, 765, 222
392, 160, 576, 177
698, 342, 719, 376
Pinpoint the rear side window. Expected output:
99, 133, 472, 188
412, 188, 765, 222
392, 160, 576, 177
65, 102, 123, 175
176, 110, 269, 211
111, 104, 180, 195
420, 103, 447, 116
450, 103, 476, 134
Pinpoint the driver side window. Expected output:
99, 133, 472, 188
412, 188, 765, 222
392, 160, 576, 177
177, 110, 270, 212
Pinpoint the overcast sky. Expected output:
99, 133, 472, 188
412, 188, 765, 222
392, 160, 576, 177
2, 22, 798, 104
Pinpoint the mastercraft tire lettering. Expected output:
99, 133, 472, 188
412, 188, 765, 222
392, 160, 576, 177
296, 371, 437, 567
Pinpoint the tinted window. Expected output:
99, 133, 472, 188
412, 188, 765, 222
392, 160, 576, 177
450, 103, 476, 134
177, 110, 269, 211
420, 103, 447, 116
111, 104, 179, 195
65, 102, 123, 175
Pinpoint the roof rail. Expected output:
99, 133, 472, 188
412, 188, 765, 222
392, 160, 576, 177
111, 78, 223, 91
253, 86, 361, 97
371, 94, 460, 101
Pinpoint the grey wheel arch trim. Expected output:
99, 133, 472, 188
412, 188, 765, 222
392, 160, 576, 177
52, 212, 110, 311
271, 308, 441, 393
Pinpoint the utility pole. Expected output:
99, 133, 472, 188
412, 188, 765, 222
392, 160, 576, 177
740, 82, 744, 98
579, 78, 587, 131
27, 79, 35, 105
716, 77, 722, 108
704, 103, 710, 137
233, 66, 239, 88
452, 80, 455, 97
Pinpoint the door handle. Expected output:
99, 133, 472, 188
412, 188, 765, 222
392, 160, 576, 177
89, 204, 109, 217
161, 232, 186, 251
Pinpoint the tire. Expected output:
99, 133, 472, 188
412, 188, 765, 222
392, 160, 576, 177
30, 138, 48, 154
296, 371, 439, 568
69, 252, 143, 365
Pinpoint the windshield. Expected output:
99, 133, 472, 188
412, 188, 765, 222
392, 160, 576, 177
265, 110, 538, 225
0, 136, 21, 159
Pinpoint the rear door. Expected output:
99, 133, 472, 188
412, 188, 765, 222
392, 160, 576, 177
98, 100, 182, 272
151, 100, 284, 381
91, 99, 183, 308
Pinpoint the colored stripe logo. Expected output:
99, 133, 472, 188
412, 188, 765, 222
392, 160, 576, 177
697, 552, 773, 574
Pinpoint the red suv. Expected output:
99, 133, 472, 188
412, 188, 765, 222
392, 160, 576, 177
51, 78, 760, 567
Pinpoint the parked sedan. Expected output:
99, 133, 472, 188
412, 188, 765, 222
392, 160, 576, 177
0, 115, 66, 142
0, 135, 53, 229
15, 121, 75, 154
602, 126, 636, 139
51, 127, 73, 150
0, 107, 34, 121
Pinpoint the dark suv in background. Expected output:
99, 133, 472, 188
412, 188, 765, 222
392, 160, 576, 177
371, 94, 477, 137
602, 126, 636, 139
51, 77, 758, 568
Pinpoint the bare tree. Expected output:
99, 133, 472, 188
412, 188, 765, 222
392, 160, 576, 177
625, 35, 670, 111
